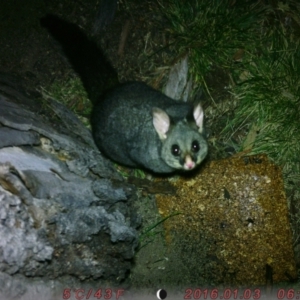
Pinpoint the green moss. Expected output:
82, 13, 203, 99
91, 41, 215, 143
45, 76, 91, 127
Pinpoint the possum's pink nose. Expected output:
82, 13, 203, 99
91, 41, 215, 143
184, 155, 195, 170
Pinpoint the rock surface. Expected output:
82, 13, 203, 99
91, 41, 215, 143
0, 73, 140, 299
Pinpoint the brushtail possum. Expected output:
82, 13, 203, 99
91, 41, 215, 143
41, 15, 208, 173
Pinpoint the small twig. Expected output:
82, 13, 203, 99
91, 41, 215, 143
118, 19, 131, 57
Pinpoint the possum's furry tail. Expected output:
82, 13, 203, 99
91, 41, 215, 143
40, 14, 118, 104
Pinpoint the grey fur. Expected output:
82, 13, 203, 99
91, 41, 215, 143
41, 15, 208, 174
92, 82, 208, 173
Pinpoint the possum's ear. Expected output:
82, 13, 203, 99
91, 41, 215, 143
152, 108, 171, 140
193, 104, 204, 133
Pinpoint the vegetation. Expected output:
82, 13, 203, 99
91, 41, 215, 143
137, 212, 181, 252
160, 0, 300, 243
159, 0, 267, 82
45, 76, 91, 126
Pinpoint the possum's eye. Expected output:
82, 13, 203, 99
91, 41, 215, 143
192, 140, 200, 152
171, 144, 181, 156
